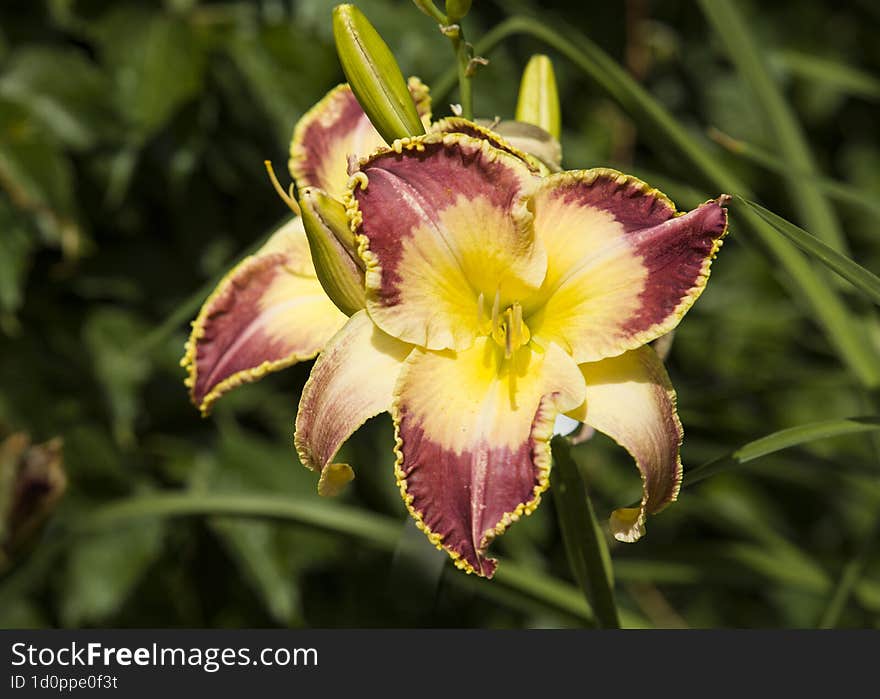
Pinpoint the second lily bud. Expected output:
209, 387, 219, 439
299, 187, 366, 317
515, 54, 562, 140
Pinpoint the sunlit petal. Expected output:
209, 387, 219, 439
568, 345, 683, 542
528, 169, 728, 363
294, 310, 411, 484
393, 339, 585, 576
182, 218, 347, 415
351, 132, 546, 350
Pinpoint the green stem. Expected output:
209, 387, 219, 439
61, 492, 596, 626
431, 15, 880, 389
551, 437, 620, 628
450, 29, 473, 119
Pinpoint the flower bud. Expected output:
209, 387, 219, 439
445, 0, 472, 23
1, 433, 65, 569
333, 4, 426, 145
298, 187, 366, 317
515, 54, 561, 140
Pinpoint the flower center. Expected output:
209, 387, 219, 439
479, 291, 531, 358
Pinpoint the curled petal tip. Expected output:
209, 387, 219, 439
317, 462, 355, 497
610, 507, 645, 543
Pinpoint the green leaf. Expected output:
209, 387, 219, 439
60, 520, 164, 626
0, 97, 82, 255
685, 415, 880, 487
710, 130, 880, 218
771, 49, 880, 102
83, 308, 152, 448
736, 197, 880, 307
0, 200, 35, 325
550, 436, 619, 628
0, 46, 119, 150
698, 0, 849, 255
91, 8, 205, 138
210, 519, 302, 625
76, 492, 596, 626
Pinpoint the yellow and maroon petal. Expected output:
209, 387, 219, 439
182, 218, 347, 415
568, 345, 683, 543
392, 339, 586, 577
527, 169, 728, 364
294, 310, 411, 484
350, 132, 545, 351
288, 79, 432, 201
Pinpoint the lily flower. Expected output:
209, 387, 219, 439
295, 129, 729, 577
181, 78, 432, 414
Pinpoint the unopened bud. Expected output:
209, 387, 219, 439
445, 0, 472, 23
299, 187, 366, 317
333, 4, 426, 145
515, 54, 561, 140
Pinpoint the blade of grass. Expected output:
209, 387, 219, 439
432, 15, 880, 388
551, 436, 620, 628
736, 197, 880, 307
711, 129, 880, 218
698, 0, 849, 255
771, 49, 880, 102
684, 415, 880, 487
72, 492, 597, 626
818, 514, 880, 628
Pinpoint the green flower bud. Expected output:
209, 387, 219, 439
445, 0, 472, 23
298, 187, 366, 317
515, 54, 561, 140
333, 4, 426, 145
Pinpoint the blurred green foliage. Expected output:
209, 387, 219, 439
0, 0, 879, 629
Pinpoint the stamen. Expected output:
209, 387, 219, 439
264, 160, 301, 215
504, 308, 513, 358
477, 291, 486, 330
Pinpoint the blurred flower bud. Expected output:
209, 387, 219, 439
299, 187, 366, 317
515, 54, 561, 140
445, 0, 472, 23
0, 433, 66, 568
333, 4, 426, 145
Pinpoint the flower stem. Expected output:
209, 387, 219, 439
551, 436, 620, 629
451, 29, 473, 119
